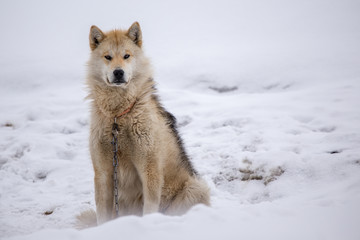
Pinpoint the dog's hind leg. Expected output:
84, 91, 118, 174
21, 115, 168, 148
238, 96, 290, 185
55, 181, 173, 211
165, 178, 210, 215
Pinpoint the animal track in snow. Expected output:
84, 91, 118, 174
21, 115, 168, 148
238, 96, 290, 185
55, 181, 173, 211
177, 115, 192, 128
209, 85, 238, 93
13, 144, 31, 159
317, 126, 336, 133
263, 82, 293, 91
60, 127, 77, 135
211, 118, 251, 130
77, 118, 88, 127
34, 171, 48, 181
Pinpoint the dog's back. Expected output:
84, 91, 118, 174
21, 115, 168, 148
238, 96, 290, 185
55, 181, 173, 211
147, 94, 210, 215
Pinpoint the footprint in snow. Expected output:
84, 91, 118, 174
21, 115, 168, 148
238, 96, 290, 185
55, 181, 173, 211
209, 85, 238, 93
177, 115, 192, 128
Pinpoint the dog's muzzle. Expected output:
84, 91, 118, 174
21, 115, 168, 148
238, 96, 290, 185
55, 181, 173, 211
112, 69, 126, 84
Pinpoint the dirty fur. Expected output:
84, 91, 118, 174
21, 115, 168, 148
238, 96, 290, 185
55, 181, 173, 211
80, 22, 210, 226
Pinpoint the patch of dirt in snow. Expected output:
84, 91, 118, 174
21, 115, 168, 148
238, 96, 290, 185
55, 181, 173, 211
213, 158, 285, 187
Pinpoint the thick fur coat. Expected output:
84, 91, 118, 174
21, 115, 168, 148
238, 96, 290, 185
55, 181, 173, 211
86, 22, 210, 225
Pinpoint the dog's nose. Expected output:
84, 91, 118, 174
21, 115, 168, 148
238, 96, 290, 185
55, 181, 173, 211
113, 69, 124, 80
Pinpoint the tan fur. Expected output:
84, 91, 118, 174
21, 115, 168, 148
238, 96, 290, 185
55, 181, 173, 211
85, 22, 210, 225
76, 209, 97, 229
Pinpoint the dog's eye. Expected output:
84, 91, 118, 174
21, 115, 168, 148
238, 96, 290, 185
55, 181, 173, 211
124, 54, 130, 59
104, 55, 112, 61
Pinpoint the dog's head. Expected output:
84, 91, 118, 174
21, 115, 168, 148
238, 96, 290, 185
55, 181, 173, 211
88, 22, 148, 87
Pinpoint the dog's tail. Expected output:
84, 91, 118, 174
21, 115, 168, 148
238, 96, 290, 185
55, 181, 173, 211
75, 209, 97, 229
164, 177, 210, 216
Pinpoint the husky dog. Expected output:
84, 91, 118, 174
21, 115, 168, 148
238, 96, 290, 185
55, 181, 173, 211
86, 22, 210, 225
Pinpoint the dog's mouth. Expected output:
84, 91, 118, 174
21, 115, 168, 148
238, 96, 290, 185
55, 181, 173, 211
106, 77, 127, 87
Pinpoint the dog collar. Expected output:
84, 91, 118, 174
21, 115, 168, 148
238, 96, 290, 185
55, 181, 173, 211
115, 101, 136, 119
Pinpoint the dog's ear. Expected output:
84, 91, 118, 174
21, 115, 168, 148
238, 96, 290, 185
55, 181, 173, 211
127, 22, 142, 47
89, 25, 105, 50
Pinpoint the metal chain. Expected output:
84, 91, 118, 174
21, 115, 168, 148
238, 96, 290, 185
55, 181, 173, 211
110, 102, 135, 217
111, 117, 120, 217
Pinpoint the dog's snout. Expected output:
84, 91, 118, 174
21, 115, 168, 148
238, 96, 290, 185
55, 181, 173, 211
112, 69, 125, 84
113, 69, 124, 79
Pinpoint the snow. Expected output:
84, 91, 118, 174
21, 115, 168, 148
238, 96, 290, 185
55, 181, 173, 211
1, 0, 360, 239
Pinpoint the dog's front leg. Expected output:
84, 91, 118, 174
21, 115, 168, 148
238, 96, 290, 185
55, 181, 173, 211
137, 158, 163, 215
94, 171, 113, 224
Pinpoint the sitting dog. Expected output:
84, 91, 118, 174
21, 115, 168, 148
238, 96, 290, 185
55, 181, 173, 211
86, 22, 210, 224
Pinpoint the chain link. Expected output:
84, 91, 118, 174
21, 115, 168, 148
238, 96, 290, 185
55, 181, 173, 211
111, 117, 120, 217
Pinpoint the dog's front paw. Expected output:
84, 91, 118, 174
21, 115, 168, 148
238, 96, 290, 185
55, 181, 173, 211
143, 201, 159, 215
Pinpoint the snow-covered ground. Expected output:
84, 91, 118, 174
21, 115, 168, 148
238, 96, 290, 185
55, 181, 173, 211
1, 0, 360, 239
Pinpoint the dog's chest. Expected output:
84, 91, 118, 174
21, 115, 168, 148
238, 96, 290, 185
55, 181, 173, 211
103, 118, 151, 189
101, 117, 152, 156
